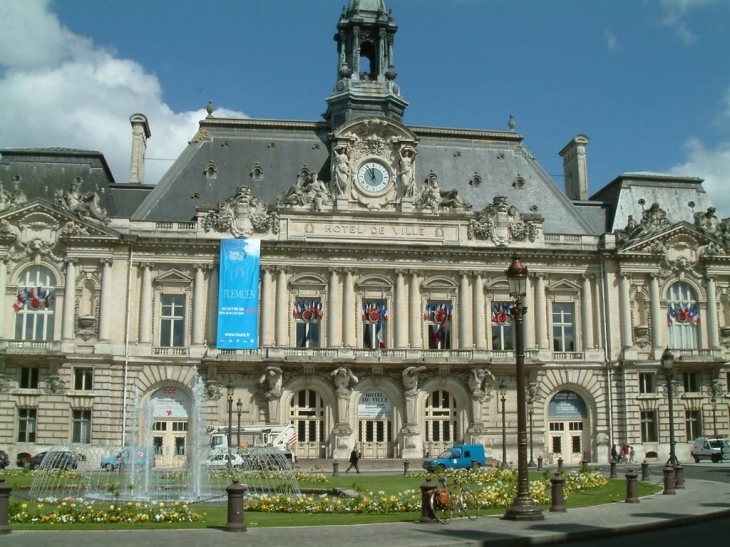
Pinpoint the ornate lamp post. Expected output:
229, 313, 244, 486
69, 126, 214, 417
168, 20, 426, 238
236, 398, 243, 449
226, 380, 234, 453
661, 348, 677, 466
527, 395, 535, 468
504, 257, 543, 521
500, 379, 508, 469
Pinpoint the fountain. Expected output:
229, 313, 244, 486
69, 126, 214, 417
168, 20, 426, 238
27, 371, 301, 503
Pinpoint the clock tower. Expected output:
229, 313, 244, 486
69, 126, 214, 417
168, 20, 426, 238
324, 0, 409, 130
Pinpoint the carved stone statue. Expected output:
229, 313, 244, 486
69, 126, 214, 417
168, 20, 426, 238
332, 366, 358, 396
415, 172, 470, 213
694, 206, 722, 237
398, 147, 416, 198
55, 180, 108, 223
332, 145, 351, 196
402, 365, 426, 394
259, 365, 283, 400
203, 185, 276, 236
468, 367, 495, 398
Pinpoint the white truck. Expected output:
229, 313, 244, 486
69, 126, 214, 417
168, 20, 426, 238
208, 423, 297, 453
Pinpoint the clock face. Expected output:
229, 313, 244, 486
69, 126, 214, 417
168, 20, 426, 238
356, 161, 391, 193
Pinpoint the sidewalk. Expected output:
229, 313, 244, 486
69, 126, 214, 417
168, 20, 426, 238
6, 478, 730, 547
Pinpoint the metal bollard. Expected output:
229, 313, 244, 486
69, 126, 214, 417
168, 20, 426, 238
537, 456, 543, 471
550, 473, 566, 512
333, 461, 339, 476
557, 457, 564, 473
0, 478, 11, 534
641, 460, 650, 482
625, 470, 639, 503
662, 465, 676, 495
403, 460, 410, 475
609, 459, 617, 479
224, 478, 247, 532
419, 477, 438, 523
674, 464, 685, 489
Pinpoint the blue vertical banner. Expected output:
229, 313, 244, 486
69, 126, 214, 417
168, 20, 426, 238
217, 239, 260, 349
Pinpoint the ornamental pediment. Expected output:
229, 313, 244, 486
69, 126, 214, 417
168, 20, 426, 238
153, 269, 192, 286
619, 223, 725, 260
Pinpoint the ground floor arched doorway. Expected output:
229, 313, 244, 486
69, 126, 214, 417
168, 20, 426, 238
357, 389, 394, 458
547, 390, 589, 464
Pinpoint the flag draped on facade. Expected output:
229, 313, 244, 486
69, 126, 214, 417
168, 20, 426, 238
13, 287, 55, 312
668, 303, 700, 324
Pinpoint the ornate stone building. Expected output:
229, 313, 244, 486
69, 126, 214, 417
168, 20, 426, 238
0, 0, 727, 466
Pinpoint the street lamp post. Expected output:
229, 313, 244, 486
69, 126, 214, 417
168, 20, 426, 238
504, 257, 543, 521
661, 349, 677, 466
708, 380, 724, 438
500, 379, 508, 469
236, 398, 243, 449
226, 380, 234, 454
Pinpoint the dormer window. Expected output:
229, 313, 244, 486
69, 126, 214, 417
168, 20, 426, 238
204, 163, 218, 179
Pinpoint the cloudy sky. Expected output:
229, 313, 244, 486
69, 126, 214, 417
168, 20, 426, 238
0, 0, 728, 216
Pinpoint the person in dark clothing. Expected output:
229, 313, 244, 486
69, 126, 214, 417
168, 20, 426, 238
611, 444, 618, 462
346, 446, 360, 473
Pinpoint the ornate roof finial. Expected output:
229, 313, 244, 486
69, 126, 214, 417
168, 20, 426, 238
508, 114, 516, 132
206, 99, 214, 118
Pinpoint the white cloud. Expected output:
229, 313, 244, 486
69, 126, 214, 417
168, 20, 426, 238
669, 136, 730, 218
604, 29, 620, 51
658, 0, 717, 45
0, 0, 247, 185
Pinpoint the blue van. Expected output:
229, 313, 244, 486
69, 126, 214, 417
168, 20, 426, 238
422, 444, 486, 472
101, 447, 155, 471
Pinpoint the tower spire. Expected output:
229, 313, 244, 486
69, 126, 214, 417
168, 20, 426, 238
324, 0, 408, 129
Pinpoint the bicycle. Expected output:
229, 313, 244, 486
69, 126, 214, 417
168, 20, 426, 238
428, 477, 480, 523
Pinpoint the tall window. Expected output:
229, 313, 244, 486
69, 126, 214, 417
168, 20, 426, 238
667, 282, 699, 349
14, 266, 57, 341
683, 372, 700, 393
19, 367, 39, 389
74, 368, 93, 391
293, 300, 322, 348
425, 302, 452, 350
18, 408, 37, 442
640, 410, 657, 442
639, 373, 656, 394
362, 300, 388, 349
72, 410, 92, 443
491, 302, 513, 351
160, 294, 185, 347
685, 410, 702, 440
552, 303, 575, 351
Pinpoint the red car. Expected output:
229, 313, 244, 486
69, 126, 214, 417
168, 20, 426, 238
16, 452, 31, 468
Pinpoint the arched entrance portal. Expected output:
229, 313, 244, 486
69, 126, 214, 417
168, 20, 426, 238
149, 387, 191, 468
357, 390, 394, 458
423, 389, 458, 458
547, 390, 589, 464
290, 388, 326, 458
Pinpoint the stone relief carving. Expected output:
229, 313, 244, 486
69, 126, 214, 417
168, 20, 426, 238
414, 172, 471, 214
45, 375, 67, 395
0, 183, 27, 212
203, 185, 278, 237
468, 367, 495, 401
54, 179, 109, 224
204, 380, 223, 400
0, 375, 13, 393
402, 365, 426, 397
331, 365, 358, 397
468, 195, 540, 245
614, 202, 671, 244
694, 206, 722, 237
259, 365, 283, 400
280, 172, 333, 211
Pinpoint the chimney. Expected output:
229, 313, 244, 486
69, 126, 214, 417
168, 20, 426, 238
559, 134, 589, 201
129, 113, 151, 184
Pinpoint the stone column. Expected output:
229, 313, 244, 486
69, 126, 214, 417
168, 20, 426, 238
275, 267, 289, 347
524, 274, 535, 350
98, 258, 113, 341
473, 272, 487, 350
62, 258, 77, 340
328, 268, 342, 347
706, 275, 720, 348
138, 262, 153, 344
207, 264, 218, 345
535, 273, 548, 350
342, 269, 355, 347
619, 273, 633, 349
192, 264, 207, 346
260, 267, 274, 346
649, 273, 663, 351
581, 274, 594, 350
409, 270, 422, 348
395, 270, 407, 349
459, 271, 472, 348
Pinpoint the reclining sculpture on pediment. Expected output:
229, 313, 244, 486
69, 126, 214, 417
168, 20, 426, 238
414, 172, 471, 214
0, 183, 26, 212
614, 202, 671, 244
279, 171, 334, 212
468, 195, 540, 246
202, 184, 278, 237
54, 179, 108, 224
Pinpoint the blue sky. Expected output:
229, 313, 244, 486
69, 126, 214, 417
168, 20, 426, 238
1, 0, 729, 216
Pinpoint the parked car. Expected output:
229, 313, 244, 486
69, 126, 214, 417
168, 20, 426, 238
0, 450, 9, 469
16, 452, 32, 468
203, 453, 244, 470
691, 437, 730, 463
27, 451, 78, 470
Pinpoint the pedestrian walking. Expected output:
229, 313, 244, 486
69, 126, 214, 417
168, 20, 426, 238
345, 446, 360, 473
611, 444, 618, 462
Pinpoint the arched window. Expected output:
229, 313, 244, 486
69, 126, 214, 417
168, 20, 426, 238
666, 282, 700, 349
290, 388, 325, 458
14, 266, 57, 341
424, 389, 458, 456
